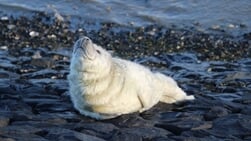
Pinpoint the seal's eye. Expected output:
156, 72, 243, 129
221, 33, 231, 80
96, 50, 101, 54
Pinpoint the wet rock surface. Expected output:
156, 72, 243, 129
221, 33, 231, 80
0, 13, 251, 141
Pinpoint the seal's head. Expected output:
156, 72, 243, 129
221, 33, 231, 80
70, 36, 112, 73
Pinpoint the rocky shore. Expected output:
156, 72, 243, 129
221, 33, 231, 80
0, 12, 251, 141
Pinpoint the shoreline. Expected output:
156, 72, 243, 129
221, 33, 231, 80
0, 12, 250, 61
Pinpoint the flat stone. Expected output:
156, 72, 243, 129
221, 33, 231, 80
172, 135, 222, 141
35, 102, 72, 112
22, 98, 61, 104
208, 114, 251, 138
121, 126, 170, 139
0, 116, 10, 127
241, 106, 251, 115
21, 86, 47, 94
45, 127, 105, 141
0, 125, 44, 135
0, 60, 17, 69
223, 72, 251, 81
49, 48, 71, 58
10, 111, 34, 122
30, 58, 54, 68
191, 122, 212, 130
46, 80, 69, 95
204, 106, 228, 121
108, 114, 153, 128
0, 137, 16, 141
155, 119, 203, 135
110, 131, 142, 141
0, 100, 32, 113
0, 71, 10, 78
239, 93, 251, 104
0, 125, 47, 141
11, 117, 68, 128
75, 122, 118, 138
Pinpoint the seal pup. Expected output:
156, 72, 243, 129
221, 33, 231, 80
68, 36, 194, 119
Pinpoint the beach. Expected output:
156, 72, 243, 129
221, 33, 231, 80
0, 1, 251, 140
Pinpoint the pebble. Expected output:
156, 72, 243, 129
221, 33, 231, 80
29, 31, 40, 37
1, 16, 8, 21
211, 25, 221, 30
228, 24, 235, 28
32, 51, 42, 59
0, 46, 8, 50
7, 24, 16, 30
47, 34, 57, 39
54, 13, 64, 22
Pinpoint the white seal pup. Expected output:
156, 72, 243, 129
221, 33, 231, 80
68, 36, 195, 119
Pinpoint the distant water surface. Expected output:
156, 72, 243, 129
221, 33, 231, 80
0, 0, 250, 34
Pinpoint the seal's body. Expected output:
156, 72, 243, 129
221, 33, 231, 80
68, 37, 194, 119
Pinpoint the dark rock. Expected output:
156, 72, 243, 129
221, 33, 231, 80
0, 100, 33, 114
74, 122, 118, 139
110, 131, 142, 141
21, 86, 47, 94
54, 112, 83, 123
0, 137, 16, 141
204, 106, 228, 121
44, 79, 69, 95
10, 111, 34, 122
151, 137, 176, 141
30, 58, 55, 68
0, 116, 10, 127
191, 122, 212, 131
34, 101, 72, 113
155, 119, 203, 135
0, 91, 22, 100
0, 60, 17, 70
241, 106, 251, 115
0, 71, 19, 92
237, 93, 251, 104
45, 127, 105, 141
243, 32, 251, 40
222, 100, 244, 113
0, 71, 10, 78
223, 72, 251, 82
208, 114, 251, 139
22, 97, 61, 104
121, 126, 170, 139
0, 125, 48, 141
12, 119, 67, 128
159, 112, 182, 120
171, 135, 223, 141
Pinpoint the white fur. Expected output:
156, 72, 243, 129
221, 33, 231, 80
68, 37, 195, 119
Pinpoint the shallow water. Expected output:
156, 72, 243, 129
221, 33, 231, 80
0, 0, 251, 35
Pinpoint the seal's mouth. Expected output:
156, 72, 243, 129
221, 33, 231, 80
73, 36, 96, 60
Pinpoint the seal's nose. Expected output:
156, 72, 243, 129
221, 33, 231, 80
83, 36, 90, 42
80, 36, 91, 48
